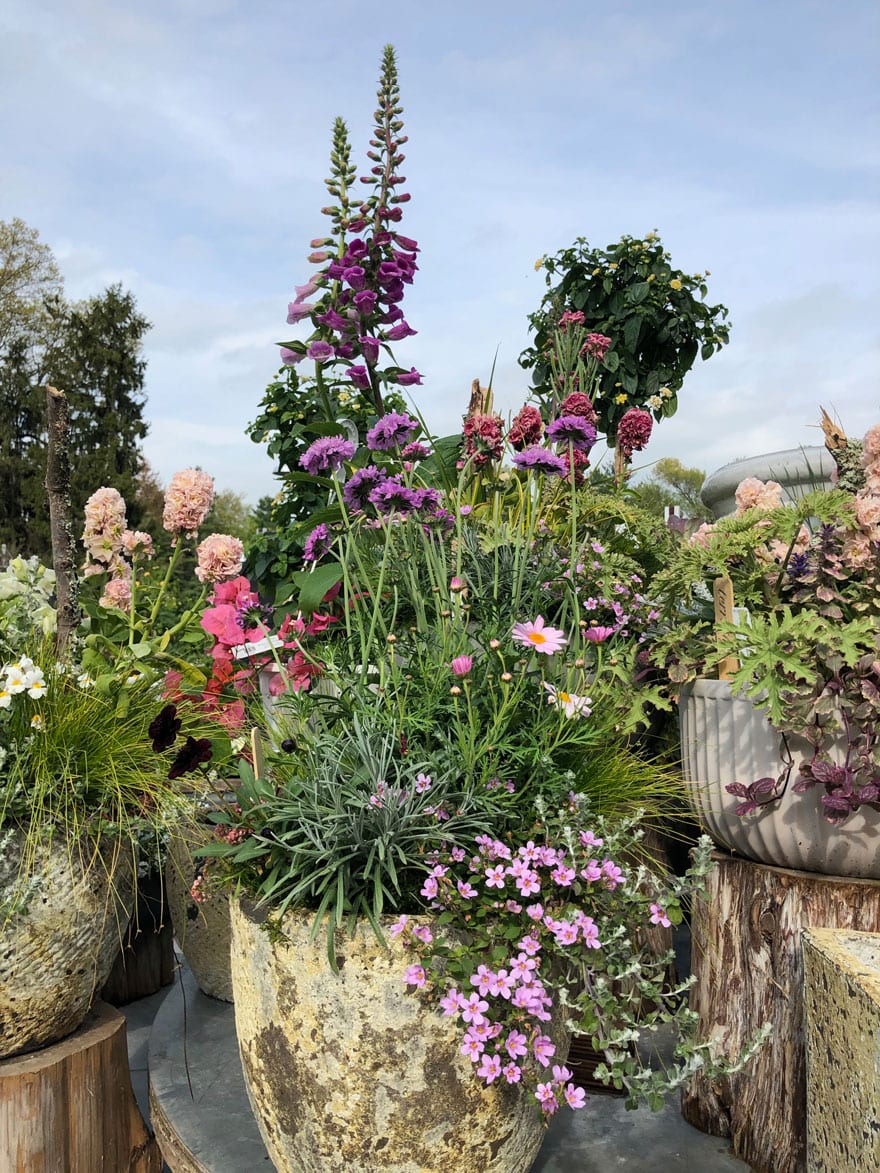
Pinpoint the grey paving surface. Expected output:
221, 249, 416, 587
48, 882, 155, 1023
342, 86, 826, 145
128, 960, 753, 1173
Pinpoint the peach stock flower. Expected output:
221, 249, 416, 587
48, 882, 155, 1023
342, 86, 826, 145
195, 534, 245, 584
734, 477, 783, 515
163, 469, 214, 538
82, 486, 127, 563
100, 576, 132, 612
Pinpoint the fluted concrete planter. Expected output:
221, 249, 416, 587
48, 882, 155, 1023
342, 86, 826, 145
230, 898, 548, 1173
0, 831, 133, 1058
680, 679, 879, 879
165, 826, 233, 1002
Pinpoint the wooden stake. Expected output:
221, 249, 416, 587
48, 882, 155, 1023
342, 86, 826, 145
713, 575, 739, 679
44, 385, 80, 656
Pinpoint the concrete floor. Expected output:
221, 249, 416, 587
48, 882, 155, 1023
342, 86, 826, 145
122, 960, 753, 1173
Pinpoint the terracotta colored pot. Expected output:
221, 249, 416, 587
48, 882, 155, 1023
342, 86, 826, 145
230, 898, 549, 1173
680, 679, 879, 879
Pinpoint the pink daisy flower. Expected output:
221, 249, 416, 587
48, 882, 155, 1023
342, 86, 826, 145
511, 615, 567, 655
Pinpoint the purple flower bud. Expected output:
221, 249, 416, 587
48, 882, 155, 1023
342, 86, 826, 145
294, 280, 320, 302
310, 237, 332, 248
394, 234, 419, 251
308, 250, 330, 263
348, 218, 367, 233
336, 342, 355, 359
343, 266, 366, 290
382, 280, 406, 303
287, 302, 315, 324
386, 321, 417, 341
374, 230, 392, 246
347, 365, 371, 390
354, 290, 378, 315
379, 206, 404, 222
307, 340, 336, 362
395, 368, 423, 386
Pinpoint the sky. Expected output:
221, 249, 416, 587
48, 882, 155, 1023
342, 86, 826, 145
1, 0, 877, 503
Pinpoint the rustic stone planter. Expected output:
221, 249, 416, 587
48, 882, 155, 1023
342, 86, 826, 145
680, 679, 879, 879
0, 831, 133, 1058
165, 825, 234, 1002
230, 898, 548, 1173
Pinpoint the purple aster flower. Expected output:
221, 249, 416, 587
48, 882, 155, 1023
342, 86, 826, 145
395, 368, 423, 387
343, 465, 387, 512
299, 435, 356, 476
411, 487, 442, 512
546, 415, 598, 452
347, 364, 372, 390
366, 412, 420, 451
302, 523, 332, 563
280, 347, 303, 366
512, 446, 568, 477
306, 340, 336, 362
368, 479, 421, 515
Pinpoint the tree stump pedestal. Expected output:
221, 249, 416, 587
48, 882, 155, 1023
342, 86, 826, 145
681, 851, 880, 1173
0, 1000, 161, 1172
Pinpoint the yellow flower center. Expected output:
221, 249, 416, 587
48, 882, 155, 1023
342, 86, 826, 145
528, 632, 547, 645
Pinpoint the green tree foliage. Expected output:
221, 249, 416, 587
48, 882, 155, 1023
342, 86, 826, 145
520, 232, 731, 444
0, 219, 150, 561
632, 457, 710, 521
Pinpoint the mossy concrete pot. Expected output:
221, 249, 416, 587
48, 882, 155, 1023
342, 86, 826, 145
230, 898, 548, 1173
0, 831, 133, 1058
165, 826, 233, 1002
680, 679, 879, 879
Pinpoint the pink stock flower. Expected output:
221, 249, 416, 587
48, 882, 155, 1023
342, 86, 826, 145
195, 534, 245, 584
862, 423, 880, 465
100, 576, 132, 612
120, 529, 154, 557
508, 405, 545, 451
163, 469, 214, 537
581, 332, 612, 361
82, 486, 128, 562
688, 521, 717, 549
512, 615, 567, 655
853, 492, 880, 531
734, 476, 783, 515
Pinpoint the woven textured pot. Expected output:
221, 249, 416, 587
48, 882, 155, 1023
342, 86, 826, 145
165, 826, 233, 1002
680, 679, 879, 879
230, 899, 549, 1173
0, 831, 133, 1058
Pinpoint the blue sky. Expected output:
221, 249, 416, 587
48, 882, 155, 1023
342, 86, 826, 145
2, 0, 877, 502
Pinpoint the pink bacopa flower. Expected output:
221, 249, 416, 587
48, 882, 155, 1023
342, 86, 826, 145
505, 1030, 529, 1059
543, 682, 592, 718
477, 1053, 502, 1084
565, 1082, 586, 1109
471, 965, 496, 995
100, 576, 132, 612
503, 1062, 523, 1084
533, 1034, 556, 1067
163, 469, 214, 537
649, 902, 672, 928
439, 988, 464, 1016
456, 879, 478, 899
512, 615, 567, 655
485, 865, 506, 889
535, 1082, 558, 1113
195, 534, 245, 584
577, 914, 601, 948
450, 655, 473, 677
461, 994, 489, 1025
460, 1034, 485, 1061
601, 859, 624, 889
403, 964, 427, 988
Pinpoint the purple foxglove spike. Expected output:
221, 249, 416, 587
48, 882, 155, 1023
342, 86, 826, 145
374, 231, 392, 246
287, 303, 315, 324
359, 335, 381, 365
308, 250, 330, 263
347, 364, 372, 390
348, 217, 366, 232
386, 321, 417, 341
326, 261, 345, 279
395, 367, 423, 386
382, 306, 404, 323
280, 347, 303, 365
306, 340, 336, 362
346, 239, 368, 260
393, 234, 419, 251
353, 290, 378, 315
343, 265, 366, 290
387, 175, 406, 184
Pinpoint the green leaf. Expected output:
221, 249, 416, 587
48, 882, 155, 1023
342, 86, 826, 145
603, 350, 620, 373
623, 315, 642, 354
626, 282, 650, 306
129, 641, 153, 659
292, 561, 344, 614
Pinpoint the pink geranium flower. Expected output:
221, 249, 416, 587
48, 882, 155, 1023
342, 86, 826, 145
511, 615, 567, 655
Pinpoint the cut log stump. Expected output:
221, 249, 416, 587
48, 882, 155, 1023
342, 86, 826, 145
0, 1000, 162, 1172
681, 851, 880, 1173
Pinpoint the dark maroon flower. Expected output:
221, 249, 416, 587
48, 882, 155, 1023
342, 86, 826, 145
508, 405, 544, 451
559, 392, 597, 424
168, 737, 214, 780
149, 704, 182, 753
617, 408, 653, 457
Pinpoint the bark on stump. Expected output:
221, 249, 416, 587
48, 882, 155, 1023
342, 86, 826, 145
0, 1000, 161, 1172
681, 852, 880, 1173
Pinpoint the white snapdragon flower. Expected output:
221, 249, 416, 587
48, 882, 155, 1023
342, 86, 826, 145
25, 667, 47, 699
0, 688, 11, 709
4, 665, 28, 694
